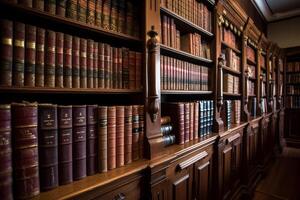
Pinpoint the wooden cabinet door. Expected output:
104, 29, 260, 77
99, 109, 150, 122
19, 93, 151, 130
151, 180, 168, 200
248, 123, 259, 171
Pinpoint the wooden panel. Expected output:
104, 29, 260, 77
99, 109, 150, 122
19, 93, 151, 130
151, 180, 168, 200
172, 174, 191, 200
195, 161, 211, 200
222, 146, 233, 198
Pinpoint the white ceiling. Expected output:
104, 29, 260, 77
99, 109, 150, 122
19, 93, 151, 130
252, 0, 300, 22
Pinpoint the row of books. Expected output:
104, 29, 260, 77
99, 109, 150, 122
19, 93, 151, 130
162, 101, 214, 145
248, 97, 257, 117
246, 45, 256, 63
248, 80, 255, 96
160, 116, 176, 146
286, 96, 300, 108
261, 98, 268, 114
224, 48, 241, 72
260, 55, 266, 69
160, 0, 212, 32
224, 73, 240, 94
0, 19, 142, 89
286, 85, 300, 95
221, 26, 240, 50
160, 55, 209, 91
221, 100, 241, 129
287, 74, 300, 84
248, 65, 256, 79
287, 62, 300, 72
0, 102, 144, 199
6, 0, 140, 37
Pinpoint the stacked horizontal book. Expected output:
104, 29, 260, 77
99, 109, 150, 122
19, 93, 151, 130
160, 116, 176, 146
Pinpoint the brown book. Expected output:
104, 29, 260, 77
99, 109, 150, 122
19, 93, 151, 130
184, 103, 190, 142
0, 19, 13, 86
132, 105, 139, 161
110, 0, 118, 31
117, 48, 122, 89
45, 0, 56, 14
80, 38, 87, 88
72, 105, 87, 180
87, 105, 98, 176
126, 0, 133, 35
98, 106, 107, 172
45, 30, 56, 88
58, 105, 73, 185
102, 0, 111, 30
112, 47, 118, 89
57, 0, 67, 16
66, 0, 78, 20
138, 105, 144, 159
162, 15, 167, 45
95, 0, 102, 27
107, 106, 116, 170
87, 0, 96, 25
135, 52, 142, 90
35, 28, 45, 87
116, 106, 125, 168
104, 44, 111, 88
98, 43, 104, 88
38, 104, 58, 191
18, 0, 33, 7
122, 47, 129, 89
0, 105, 13, 200
194, 102, 199, 140
33, 0, 44, 10
78, 0, 88, 23
12, 102, 40, 198
189, 102, 194, 141
56, 32, 64, 88
13, 22, 25, 87
63, 34, 72, 88
109, 47, 113, 88
118, 0, 126, 33
124, 105, 132, 164
93, 41, 98, 88
72, 36, 80, 88
129, 51, 136, 89
87, 39, 94, 88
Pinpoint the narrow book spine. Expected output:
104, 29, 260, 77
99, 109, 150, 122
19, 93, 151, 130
35, 28, 45, 87
118, 0, 126, 33
13, 22, 25, 86
78, 0, 88, 23
104, 44, 111, 88
80, 38, 87, 88
95, 0, 102, 27
45, 30, 56, 87
129, 51, 136, 89
87, 39, 94, 88
72, 36, 80, 88
126, 1, 133, 35
135, 52, 142, 89
45, 0, 56, 14
87, 0, 96, 25
122, 48, 129, 89
138, 105, 144, 159
124, 106, 132, 164
132, 105, 139, 161
107, 106, 116, 170
98, 43, 104, 88
93, 42, 98, 88
55, 32, 64, 88
112, 47, 118, 89
98, 106, 107, 172
110, 0, 118, 31
86, 105, 97, 176
102, 0, 111, 30
63, 34, 72, 88
116, 106, 125, 168
66, 0, 77, 20
117, 48, 122, 89
57, 0, 67, 17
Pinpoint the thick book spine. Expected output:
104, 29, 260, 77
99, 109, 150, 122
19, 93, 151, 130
35, 28, 45, 87
98, 106, 107, 172
93, 42, 98, 88
189, 102, 194, 141
184, 103, 190, 142
12, 102, 40, 199
38, 104, 59, 191
87, 39, 94, 88
102, 0, 111, 30
95, 0, 102, 27
110, 0, 118, 31
72, 105, 87, 180
0, 19, 13, 86
18, 0, 33, 7
45, 30, 56, 88
55, 32, 64, 88
33, 0, 44, 10
45, 0, 56, 14
126, 0, 133, 35
117, 48, 122, 89
72, 36, 80, 88
58, 105, 73, 185
87, 105, 97, 176
124, 106, 132, 164
104, 44, 111, 88
107, 106, 116, 170
116, 106, 124, 167
63, 34, 72, 88
66, 0, 78, 20
98, 43, 104, 88
87, 0, 96, 25
13, 22, 25, 87
135, 52, 142, 89
78, 0, 88, 23
138, 105, 144, 159
112, 47, 118, 89
194, 102, 199, 139
57, 0, 67, 17
132, 105, 139, 161
118, 0, 126, 33
80, 38, 87, 88
0, 105, 13, 200
129, 51, 136, 89
122, 48, 129, 89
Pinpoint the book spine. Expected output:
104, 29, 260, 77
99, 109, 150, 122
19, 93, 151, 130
126, 1, 133, 35
80, 38, 87, 88
45, 30, 56, 88
56, 32, 64, 88
45, 0, 56, 14
72, 105, 87, 180
117, 48, 122, 89
93, 42, 98, 88
112, 47, 118, 89
189, 102, 194, 141
87, 39, 94, 88
122, 48, 129, 89
102, 0, 111, 30
194, 102, 199, 139
87, 0, 96, 25
135, 52, 142, 89
107, 106, 116, 170
87, 105, 97, 176
118, 0, 126, 33
184, 103, 190, 142
116, 106, 125, 168
66, 0, 77, 20
98, 43, 104, 88
124, 106, 132, 164
98, 106, 107, 172
78, 0, 88, 23
138, 105, 144, 158
35, 28, 45, 87
57, 0, 67, 17
58, 105, 73, 185
13, 22, 25, 87
18, 0, 33, 7
0, 19, 13, 86
72, 36, 80, 88
132, 105, 139, 161
110, 0, 118, 31
104, 44, 111, 88
129, 51, 136, 89
12, 102, 40, 198
178, 103, 185, 144
33, 0, 44, 10
38, 104, 59, 191
0, 105, 13, 200
63, 34, 72, 88
95, 0, 102, 27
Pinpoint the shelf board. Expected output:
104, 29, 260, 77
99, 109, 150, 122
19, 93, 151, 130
223, 92, 242, 97
0, 87, 143, 94
0, 1, 142, 44
160, 7, 214, 38
247, 58, 257, 66
223, 66, 241, 76
221, 41, 241, 55
160, 44, 213, 65
161, 90, 213, 95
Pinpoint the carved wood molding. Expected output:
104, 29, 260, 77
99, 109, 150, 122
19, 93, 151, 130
177, 151, 208, 170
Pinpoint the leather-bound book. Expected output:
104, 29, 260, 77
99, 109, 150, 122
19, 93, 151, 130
189, 102, 194, 141
72, 36, 80, 88
56, 32, 64, 88
13, 22, 25, 87
33, 0, 44, 10
0, 19, 13, 86
104, 44, 111, 89
135, 52, 142, 89
109, 47, 113, 88
126, 0, 133, 35
78, 0, 88, 23
66, 0, 78, 20
117, 48, 122, 89
93, 41, 98, 88
116, 106, 124, 167
0, 105, 13, 200
35, 28, 45, 87
110, 0, 118, 31
45, 0, 56, 14
194, 102, 199, 139
107, 106, 116, 170
95, 0, 102, 27
57, 0, 67, 17
98, 106, 107, 172
72, 105, 87, 180
63, 34, 72, 88
102, 0, 111, 30
87, 39, 94, 88
138, 105, 144, 159
98, 43, 104, 88
87, 0, 96, 25
11, 102, 40, 199
86, 105, 97, 176
18, 0, 32, 7
45, 30, 56, 88
80, 38, 87, 88
38, 104, 58, 191
122, 47, 129, 89
118, 0, 126, 33
112, 47, 118, 89
129, 51, 136, 89
132, 105, 139, 161
58, 105, 73, 185
184, 103, 190, 142
124, 105, 132, 164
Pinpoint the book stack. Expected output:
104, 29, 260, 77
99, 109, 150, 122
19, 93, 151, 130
7, 0, 140, 37
224, 48, 240, 71
160, 56, 209, 91
160, 0, 212, 32
0, 102, 144, 198
221, 27, 239, 49
223, 74, 239, 94
0, 19, 142, 89
246, 46, 255, 63
221, 100, 241, 129
160, 116, 176, 146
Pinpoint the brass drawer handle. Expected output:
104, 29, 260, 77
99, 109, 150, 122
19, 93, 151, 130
178, 151, 208, 170
227, 133, 241, 143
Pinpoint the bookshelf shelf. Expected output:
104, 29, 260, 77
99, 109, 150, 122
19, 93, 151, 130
160, 7, 214, 38
221, 41, 241, 55
247, 58, 257, 65
161, 90, 213, 95
223, 66, 241, 76
223, 92, 242, 97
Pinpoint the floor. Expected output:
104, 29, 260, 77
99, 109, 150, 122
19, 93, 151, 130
253, 147, 300, 200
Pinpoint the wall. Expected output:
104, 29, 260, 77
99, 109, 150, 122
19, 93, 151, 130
268, 16, 300, 48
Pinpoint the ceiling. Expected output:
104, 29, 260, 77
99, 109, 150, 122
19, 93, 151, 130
252, 0, 300, 22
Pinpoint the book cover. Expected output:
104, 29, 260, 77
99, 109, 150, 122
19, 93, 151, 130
98, 106, 107, 172
124, 105, 132, 164
87, 105, 97, 175
80, 38, 87, 88
107, 106, 116, 170
35, 28, 45, 87
45, 30, 56, 88
55, 32, 64, 88
13, 22, 25, 86
87, 39, 94, 88
63, 34, 72, 88
116, 106, 125, 167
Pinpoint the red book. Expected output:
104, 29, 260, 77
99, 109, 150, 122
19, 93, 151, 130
124, 105, 132, 164
122, 47, 129, 89
72, 105, 87, 180
138, 105, 144, 158
56, 32, 64, 88
98, 43, 105, 88
93, 41, 98, 88
95, 0, 103, 27
117, 48, 122, 89
107, 106, 116, 170
132, 105, 139, 161
189, 102, 194, 141
63, 34, 72, 88
18, 0, 33, 7
129, 51, 136, 89
77, 0, 87, 23
80, 38, 87, 88
72, 36, 80, 88
104, 44, 111, 88
102, 0, 111, 30
135, 52, 142, 89
184, 103, 190, 142
0, 105, 13, 200
45, 0, 56, 14
33, 0, 44, 10
12, 102, 40, 199
87, 39, 94, 88
98, 106, 107, 172
45, 30, 56, 88
13, 22, 25, 87
87, 105, 98, 176
0, 19, 13, 86
35, 28, 45, 87
57, 0, 67, 16
116, 106, 125, 167
112, 47, 118, 89
58, 105, 73, 185
38, 104, 58, 191
87, 0, 96, 25
194, 102, 199, 139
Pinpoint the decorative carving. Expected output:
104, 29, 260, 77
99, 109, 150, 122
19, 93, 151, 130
217, 54, 225, 113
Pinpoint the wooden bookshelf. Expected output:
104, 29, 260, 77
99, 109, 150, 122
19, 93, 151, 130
223, 92, 242, 97
161, 90, 213, 95
221, 41, 242, 54
247, 58, 256, 65
223, 66, 241, 75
